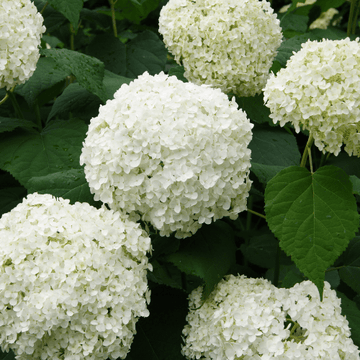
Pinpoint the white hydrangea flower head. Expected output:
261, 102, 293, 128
0, 0, 46, 90
281, 281, 360, 360
80, 72, 253, 239
181, 275, 290, 360
264, 38, 360, 157
0, 193, 152, 360
182, 277, 360, 360
158, 0, 282, 97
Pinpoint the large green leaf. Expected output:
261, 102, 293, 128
26, 169, 101, 207
86, 31, 167, 78
0, 117, 37, 134
249, 126, 301, 184
339, 237, 360, 294
15, 57, 69, 107
46, 0, 83, 28
41, 49, 108, 102
0, 119, 86, 189
236, 94, 272, 125
265, 165, 359, 297
113, 0, 160, 24
0, 350, 15, 360
350, 176, 360, 195
164, 221, 236, 300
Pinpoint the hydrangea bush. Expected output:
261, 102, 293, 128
159, 0, 282, 97
0, 0, 359, 359
0, 193, 152, 360
0, 0, 45, 90
182, 276, 360, 360
80, 71, 253, 238
264, 38, 360, 156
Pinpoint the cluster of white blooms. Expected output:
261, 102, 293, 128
182, 276, 360, 360
158, 0, 282, 97
80, 72, 253, 239
279, 0, 339, 30
264, 38, 360, 156
0, 193, 152, 360
0, 0, 46, 90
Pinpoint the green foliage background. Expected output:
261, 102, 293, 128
0, 0, 360, 359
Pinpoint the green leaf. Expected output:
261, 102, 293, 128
327, 151, 360, 178
241, 232, 292, 269
315, 0, 347, 12
113, 0, 160, 24
86, 31, 167, 78
47, 83, 101, 122
249, 126, 301, 184
236, 94, 272, 125
339, 237, 360, 294
126, 31, 168, 78
350, 175, 360, 195
0, 117, 37, 134
41, 49, 108, 103
15, 57, 69, 107
168, 66, 188, 82
47, 71, 132, 121
280, 13, 309, 37
164, 221, 236, 300
337, 291, 360, 348
26, 169, 101, 207
264, 165, 359, 298
46, 0, 83, 28
0, 119, 87, 189
127, 286, 188, 360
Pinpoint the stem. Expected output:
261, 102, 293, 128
109, 0, 118, 38
308, 147, 313, 174
300, 133, 314, 168
40, 1, 48, 15
246, 208, 266, 220
33, 101, 43, 131
347, 0, 360, 36
319, 152, 327, 168
7, 90, 24, 119
0, 92, 9, 106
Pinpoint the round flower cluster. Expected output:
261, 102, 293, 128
182, 275, 360, 360
263, 38, 360, 157
0, 0, 46, 90
158, 0, 282, 97
0, 193, 152, 360
80, 72, 253, 239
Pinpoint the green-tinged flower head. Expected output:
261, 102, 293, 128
80, 72, 253, 238
0, 193, 152, 360
264, 38, 360, 157
182, 276, 360, 360
0, 0, 46, 89
159, 0, 282, 97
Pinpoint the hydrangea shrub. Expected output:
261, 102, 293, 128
159, 0, 282, 97
264, 38, 360, 157
0, 193, 152, 360
0, 0, 46, 90
182, 275, 360, 360
80, 72, 253, 238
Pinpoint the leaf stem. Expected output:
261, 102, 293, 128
300, 133, 314, 168
0, 92, 10, 106
40, 1, 48, 15
7, 89, 24, 119
348, 0, 360, 36
109, 0, 119, 38
308, 147, 313, 174
246, 208, 266, 220
33, 100, 43, 131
